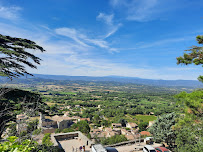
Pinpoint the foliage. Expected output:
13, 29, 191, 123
101, 135, 127, 145
134, 115, 157, 123
61, 128, 74, 133
0, 88, 45, 137
119, 119, 127, 127
0, 136, 63, 152
101, 120, 111, 127
149, 113, 177, 148
0, 136, 36, 152
73, 120, 90, 134
32, 145, 64, 152
138, 122, 148, 132
0, 34, 45, 79
177, 35, 203, 81
32, 129, 41, 135
175, 90, 203, 118
175, 124, 203, 152
174, 90, 203, 152
27, 119, 38, 133
8, 123, 17, 136
42, 133, 53, 147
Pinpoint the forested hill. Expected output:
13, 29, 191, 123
0, 74, 202, 88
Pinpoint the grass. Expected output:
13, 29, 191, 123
134, 115, 157, 123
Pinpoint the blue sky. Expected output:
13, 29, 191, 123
0, 0, 203, 80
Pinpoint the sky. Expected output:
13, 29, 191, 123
0, 0, 203, 80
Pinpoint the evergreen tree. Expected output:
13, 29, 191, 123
177, 35, 203, 82
149, 113, 177, 148
0, 34, 45, 79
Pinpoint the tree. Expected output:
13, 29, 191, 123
149, 113, 177, 148
0, 34, 45, 79
177, 35, 203, 81
73, 120, 90, 134
176, 36, 203, 151
174, 90, 203, 152
0, 88, 46, 137
42, 133, 53, 147
119, 119, 127, 127
138, 122, 148, 132
0, 34, 45, 138
101, 135, 128, 145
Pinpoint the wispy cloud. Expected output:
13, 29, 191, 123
0, 4, 22, 20
97, 13, 122, 38
116, 36, 194, 51
55, 27, 118, 53
110, 0, 183, 22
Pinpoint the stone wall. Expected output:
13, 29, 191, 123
42, 128, 56, 134
51, 131, 94, 148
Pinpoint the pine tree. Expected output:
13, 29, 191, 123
177, 35, 203, 82
0, 34, 45, 79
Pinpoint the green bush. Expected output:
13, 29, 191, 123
101, 135, 128, 145
42, 133, 53, 146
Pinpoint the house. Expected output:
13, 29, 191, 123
140, 131, 151, 136
66, 105, 71, 109
38, 113, 73, 133
75, 105, 80, 108
149, 112, 154, 115
78, 118, 90, 122
121, 129, 135, 140
126, 122, 138, 130
63, 111, 69, 117
105, 128, 121, 138
147, 121, 155, 128
112, 123, 122, 128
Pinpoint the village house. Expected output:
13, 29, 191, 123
77, 118, 90, 122
121, 128, 135, 140
38, 113, 73, 133
126, 122, 138, 130
75, 105, 80, 108
105, 127, 121, 137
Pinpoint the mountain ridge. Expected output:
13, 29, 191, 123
0, 74, 201, 88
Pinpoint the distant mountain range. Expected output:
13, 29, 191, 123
2, 74, 200, 88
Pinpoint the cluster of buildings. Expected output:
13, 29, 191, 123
16, 112, 90, 134
90, 122, 140, 141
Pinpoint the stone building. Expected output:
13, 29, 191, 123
16, 114, 28, 133
126, 122, 138, 130
38, 113, 73, 133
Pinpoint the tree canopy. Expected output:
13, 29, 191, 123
0, 34, 45, 79
149, 113, 177, 148
174, 90, 203, 152
177, 35, 203, 81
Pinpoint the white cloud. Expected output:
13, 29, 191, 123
55, 27, 89, 47
55, 27, 118, 53
116, 36, 194, 51
126, 0, 159, 21
97, 13, 122, 38
109, 0, 174, 22
97, 13, 114, 25
0, 5, 22, 20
